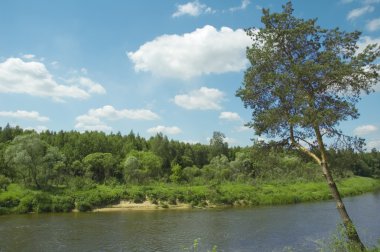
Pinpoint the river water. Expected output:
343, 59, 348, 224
0, 192, 379, 252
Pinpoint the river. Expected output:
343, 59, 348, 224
0, 192, 379, 252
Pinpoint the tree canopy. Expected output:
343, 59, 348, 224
236, 2, 380, 249
237, 2, 380, 151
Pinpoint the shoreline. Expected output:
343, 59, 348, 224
92, 200, 193, 212
1, 177, 379, 215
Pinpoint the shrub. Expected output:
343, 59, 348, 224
0, 193, 20, 208
17, 195, 35, 213
52, 196, 75, 212
34, 193, 53, 213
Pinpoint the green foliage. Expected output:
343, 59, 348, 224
209, 131, 228, 159
52, 196, 75, 212
237, 2, 379, 141
317, 225, 380, 252
83, 152, 116, 183
122, 150, 163, 183
170, 163, 184, 183
74, 185, 124, 212
0, 174, 11, 191
4, 134, 65, 189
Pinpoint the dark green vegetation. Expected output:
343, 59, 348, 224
0, 124, 380, 214
237, 1, 379, 249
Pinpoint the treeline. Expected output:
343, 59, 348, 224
0, 124, 379, 191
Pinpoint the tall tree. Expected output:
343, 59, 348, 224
237, 2, 380, 249
4, 134, 65, 189
209, 131, 229, 159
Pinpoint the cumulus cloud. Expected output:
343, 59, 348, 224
340, 0, 354, 3
354, 124, 378, 135
224, 137, 237, 145
68, 77, 106, 94
235, 125, 251, 132
75, 105, 159, 132
0, 58, 104, 101
174, 87, 224, 110
357, 36, 380, 53
219, 112, 242, 121
172, 1, 214, 17
22, 54, 36, 60
127, 25, 252, 79
367, 18, 380, 31
0, 110, 49, 122
363, 0, 380, 4
347, 5, 374, 21
229, 0, 250, 12
24, 125, 49, 133
367, 140, 380, 150
147, 125, 182, 135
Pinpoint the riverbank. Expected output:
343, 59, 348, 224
93, 176, 380, 212
1, 176, 379, 214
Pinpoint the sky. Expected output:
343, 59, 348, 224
0, 0, 379, 148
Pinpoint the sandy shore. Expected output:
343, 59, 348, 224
93, 200, 192, 212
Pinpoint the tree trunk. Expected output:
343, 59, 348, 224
314, 127, 366, 251
320, 161, 365, 250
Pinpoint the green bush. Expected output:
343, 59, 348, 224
74, 186, 123, 212
34, 193, 53, 213
52, 196, 75, 212
0, 193, 20, 208
76, 199, 93, 212
17, 195, 35, 213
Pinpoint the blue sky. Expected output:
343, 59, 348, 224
0, 0, 379, 148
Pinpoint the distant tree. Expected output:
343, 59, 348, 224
4, 134, 64, 189
209, 131, 229, 159
149, 133, 171, 174
237, 2, 379, 249
0, 174, 11, 191
83, 152, 115, 183
169, 163, 183, 183
122, 151, 163, 183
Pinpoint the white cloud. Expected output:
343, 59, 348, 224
22, 54, 35, 60
86, 105, 159, 120
367, 140, 380, 150
224, 137, 237, 145
68, 77, 106, 94
353, 124, 378, 135
219, 112, 242, 121
229, 0, 250, 12
363, 0, 380, 4
0, 57, 95, 101
75, 121, 112, 132
127, 25, 252, 79
80, 67, 88, 75
24, 125, 49, 133
75, 105, 159, 132
0, 110, 49, 122
235, 125, 251, 132
367, 18, 380, 31
174, 87, 224, 110
147, 125, 182, 135
347, 5, 374, 21
182, 139, 201, 144
357, 36, 380, 53
172, 1, 214, 17
51, 61, 59, 68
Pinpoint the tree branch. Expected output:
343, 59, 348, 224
290, 124, 321, 164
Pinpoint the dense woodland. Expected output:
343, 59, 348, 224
0, 123, 379, 191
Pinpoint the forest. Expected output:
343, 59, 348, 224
1, 123, 379, 214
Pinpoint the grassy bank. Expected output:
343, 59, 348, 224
1, 176, 379, 214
